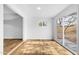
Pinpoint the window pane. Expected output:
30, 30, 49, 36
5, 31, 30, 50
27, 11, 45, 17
64, 12, 78, 52
56, 18, 63, 44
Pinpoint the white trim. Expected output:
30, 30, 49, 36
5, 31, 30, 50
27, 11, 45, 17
77, 5, 79, 51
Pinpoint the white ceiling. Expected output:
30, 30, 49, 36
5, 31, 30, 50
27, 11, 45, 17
7, 4, 70, 18
4, 5, 22, 20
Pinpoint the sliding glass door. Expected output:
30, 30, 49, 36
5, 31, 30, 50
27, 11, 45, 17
56, 17, 63, 44
56, 5, 79, 54
64, 12, 78, 53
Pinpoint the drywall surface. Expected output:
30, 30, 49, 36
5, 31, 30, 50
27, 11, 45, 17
4, 5, 23, 39
4, 19, 23, 39
23, 17, 54, 40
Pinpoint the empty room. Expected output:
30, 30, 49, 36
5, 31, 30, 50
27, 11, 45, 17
3, 4, 79, 55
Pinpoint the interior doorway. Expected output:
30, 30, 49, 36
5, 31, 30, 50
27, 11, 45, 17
3, 5, 23, 54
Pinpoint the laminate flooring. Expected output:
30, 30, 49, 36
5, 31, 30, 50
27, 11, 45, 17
4, 39, 22, 55
7, 40, 73, 55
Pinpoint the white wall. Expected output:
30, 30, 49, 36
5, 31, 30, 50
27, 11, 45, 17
4, 5, 23, 39
4, 19, 23, 39
0, 4, 3, 55
23, 17, 54, 40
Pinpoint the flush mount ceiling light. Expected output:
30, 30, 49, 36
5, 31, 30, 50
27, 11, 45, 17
37, 7, 41, 10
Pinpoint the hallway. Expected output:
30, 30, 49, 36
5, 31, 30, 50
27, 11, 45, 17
4, 40, 73, 55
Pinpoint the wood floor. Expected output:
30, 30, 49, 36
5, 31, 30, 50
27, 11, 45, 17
4, 40, 73, 55
4, 39, 22, 55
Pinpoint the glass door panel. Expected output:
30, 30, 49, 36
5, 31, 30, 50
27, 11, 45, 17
64, 12, 78, 52
56, 18, 63, 44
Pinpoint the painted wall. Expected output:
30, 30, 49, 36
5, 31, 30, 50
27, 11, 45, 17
0, 4, 3, 55
23, 17, 54, 40
4, 5, 23, 39
4, 18, 23, 39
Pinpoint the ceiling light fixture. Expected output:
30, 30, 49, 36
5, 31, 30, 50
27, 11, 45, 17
37, 7, 41, 10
